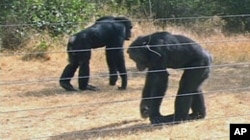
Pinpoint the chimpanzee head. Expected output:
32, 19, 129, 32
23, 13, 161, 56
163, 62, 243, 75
96, 16, 115, 21
115, 17, 133, 40
127, 36, 150, 71
128, 35, 165, 71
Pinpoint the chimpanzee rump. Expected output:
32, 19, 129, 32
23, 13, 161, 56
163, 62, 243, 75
128, 32, 212, 124
60, 16, 132, 91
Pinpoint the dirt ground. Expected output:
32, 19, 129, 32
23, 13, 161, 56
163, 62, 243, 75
1, 26, 250, 140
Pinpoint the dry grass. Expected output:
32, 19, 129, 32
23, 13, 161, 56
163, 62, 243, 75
1, 24, 250, 140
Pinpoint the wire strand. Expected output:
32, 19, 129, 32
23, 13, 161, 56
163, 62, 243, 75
20, 113, 250, 140
1, 14, 250, 27
1, 62, 250, 85
1, 86, 250, 114
1, 38, 250, 57
1, 13, 249, 140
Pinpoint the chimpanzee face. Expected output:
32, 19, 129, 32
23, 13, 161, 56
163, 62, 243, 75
127, 37, 149, 71
128, 50, 148, 71
135, 61, 147, 71
114, 17, 133, 40
126, 22, 133, 40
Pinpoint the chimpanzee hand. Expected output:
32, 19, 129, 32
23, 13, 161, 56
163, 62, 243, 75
140, 100, 149, 119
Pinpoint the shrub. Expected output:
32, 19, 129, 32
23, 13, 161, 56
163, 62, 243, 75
0, 0, 96, 49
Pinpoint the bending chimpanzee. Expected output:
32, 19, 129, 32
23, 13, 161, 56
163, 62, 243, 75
59, 16, 132, 91
127, 32, 212, 124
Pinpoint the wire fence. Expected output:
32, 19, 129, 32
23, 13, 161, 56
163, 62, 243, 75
1, 38, 250, 57
0, 13, 250, 27
1, 86, 250, 114
1, 14, 250, 139
1, 62, 250, 86
26, 113, 250, 140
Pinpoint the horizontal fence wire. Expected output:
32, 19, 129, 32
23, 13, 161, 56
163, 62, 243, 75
0, 14, 250, 27
1, 38, 250, 57
1, 62, 250, 85
21, 113, 250, 140
1, 14, 250, 140
1, 86, 250, 114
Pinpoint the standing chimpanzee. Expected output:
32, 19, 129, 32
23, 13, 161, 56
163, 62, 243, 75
127, 32, 212, 124
60, 16, 132, 91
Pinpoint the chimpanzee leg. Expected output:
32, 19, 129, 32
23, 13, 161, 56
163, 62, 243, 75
140, 74, 152, 118
115, 51, 127, 90
78, 62, 89, 90
109, 70, 118, 86
59, 53, 79, 91
189, 92, 206, 119
106, 50, 118, 86
141, 70, 168, 124
77, 51, 98, 91
106, 49, 127, 90
174, 67, 208, 122
189, 67, 210, 120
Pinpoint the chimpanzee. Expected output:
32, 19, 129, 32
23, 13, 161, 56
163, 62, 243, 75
127, 32, 212, 124
59, 16, 132, 91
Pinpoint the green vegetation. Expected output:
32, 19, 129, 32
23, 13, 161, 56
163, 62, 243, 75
0, 0, 250, 50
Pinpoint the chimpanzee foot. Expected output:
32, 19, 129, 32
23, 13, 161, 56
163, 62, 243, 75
150, 116, 164, 125
118, 86, 126, 90
187, 113, 205, 121
60, 82, 77, 91
150, 115, 185, 125
150, 115, 174, 125
150, 113, 205, 125
87, 85, 100, 91
109, 77, 118, 86
79, 85, 100, 91
109, 82, 116, 86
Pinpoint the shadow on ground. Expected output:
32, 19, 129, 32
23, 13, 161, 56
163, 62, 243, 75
49, 119, 165, 140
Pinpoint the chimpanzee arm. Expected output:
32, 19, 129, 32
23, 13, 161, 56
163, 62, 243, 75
140, 69, 169, 120
115, 50, 127, 90
106, 49, 118, 86
106, 34, 127, 90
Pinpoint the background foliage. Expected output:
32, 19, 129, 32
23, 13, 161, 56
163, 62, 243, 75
0, 0, 250, 49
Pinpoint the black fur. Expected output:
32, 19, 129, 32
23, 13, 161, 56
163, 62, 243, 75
128, 32, 212, 124
60, 16, 132, 91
